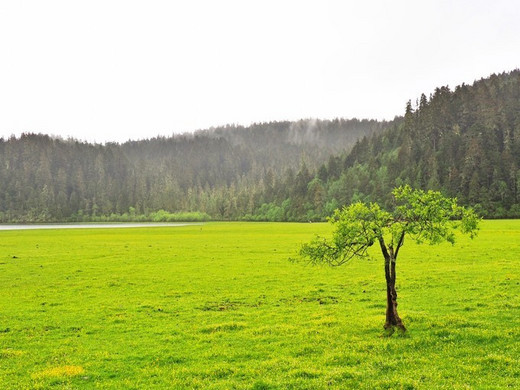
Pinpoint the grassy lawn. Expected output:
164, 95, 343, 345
0, 221, 519, 389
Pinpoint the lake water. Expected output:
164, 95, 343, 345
0, 223, 200, 231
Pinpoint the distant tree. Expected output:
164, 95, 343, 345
299, 185, 479, 333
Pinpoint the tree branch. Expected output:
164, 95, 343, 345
393, 230, 406, 259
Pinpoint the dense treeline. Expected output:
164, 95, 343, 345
0, 118, 389, 222
2, 70, 518, 222
262, 70, 520, 219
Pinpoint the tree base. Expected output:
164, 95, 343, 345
383, 322, 406, 336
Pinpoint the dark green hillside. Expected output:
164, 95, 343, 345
1, 70, 518, 222
273, 70, 520, 219
0, 118, 389, 222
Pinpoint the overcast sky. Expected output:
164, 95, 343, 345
1, 0, 519, 143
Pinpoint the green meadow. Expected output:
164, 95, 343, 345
0, 221, 519, 389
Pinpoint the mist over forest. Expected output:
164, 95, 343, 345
1, 70, 520, 222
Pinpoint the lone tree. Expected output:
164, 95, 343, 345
299, 185, 479, 333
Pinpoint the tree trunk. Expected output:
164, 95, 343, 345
384, 256, 406, 332
378, 237, 406, 333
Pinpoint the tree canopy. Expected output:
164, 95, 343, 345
300, 186, 480, 332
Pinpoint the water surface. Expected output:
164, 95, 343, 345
0, 223, 200, 231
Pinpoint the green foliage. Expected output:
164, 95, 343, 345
392, 185, 480, 244
301, 186, 479, 266
82, 210, 211, 223
247, 202, 286, 221
149, 210, 211, 222
0, 221, 519, 388
300, 202, 388, 266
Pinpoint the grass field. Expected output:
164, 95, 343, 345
0, 221, 519, 389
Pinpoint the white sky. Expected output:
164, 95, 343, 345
1, 0, 519, 143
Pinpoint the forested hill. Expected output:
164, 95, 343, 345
0, 118, 391, 222
2, 70, 518, 222
288, 70, 520, 219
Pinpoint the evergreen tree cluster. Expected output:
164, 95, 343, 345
0, 119, 388, 222
284, 70, 520, 219
1, 70, 518, 222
